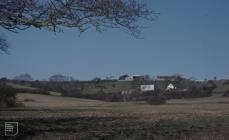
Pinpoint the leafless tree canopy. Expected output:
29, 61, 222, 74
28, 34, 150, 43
0, 35, 9, 54
0, 0, 157, 53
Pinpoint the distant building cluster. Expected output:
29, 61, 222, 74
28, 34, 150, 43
118, 74, 178, 92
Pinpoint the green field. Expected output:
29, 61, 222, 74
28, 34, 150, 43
82, 81, 133, 94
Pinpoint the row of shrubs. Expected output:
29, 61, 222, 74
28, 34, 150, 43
163, 90, 212, 99
60, 91, 167, 104
57, 83, 215, 104
16, 88, 50, 95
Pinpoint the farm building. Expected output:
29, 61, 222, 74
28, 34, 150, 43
119, 75, 134, 81
119, 75, 148, 81
140, 85, 155, 92
166, 83, 176, 91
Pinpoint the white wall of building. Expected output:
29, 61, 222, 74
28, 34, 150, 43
140, 85, 155, 92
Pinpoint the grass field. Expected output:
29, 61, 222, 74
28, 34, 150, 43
13, 93, 229, 116
1, 92, 229, 139
81, 81, 133, 94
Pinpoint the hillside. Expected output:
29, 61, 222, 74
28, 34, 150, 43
1, 83, 229, 139
7, 82, 62, 96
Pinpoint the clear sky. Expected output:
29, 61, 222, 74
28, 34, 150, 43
1, 0, 229, 80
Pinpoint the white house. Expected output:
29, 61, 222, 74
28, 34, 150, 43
122, 76, 134, 81
166, 83, 176, 91
140, 85, 155, 92
119, 75, 147, 81
119, 75, 134, 81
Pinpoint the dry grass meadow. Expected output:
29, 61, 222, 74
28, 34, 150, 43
1, 93, 229, 139
14, 93, 229, 117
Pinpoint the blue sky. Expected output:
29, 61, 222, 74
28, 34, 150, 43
1, 0, 229, 80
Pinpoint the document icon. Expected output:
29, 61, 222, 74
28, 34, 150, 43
5, 122, 18, 136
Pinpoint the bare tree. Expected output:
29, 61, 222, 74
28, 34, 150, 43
49, 74, 73, 81
0, 35, 9, 54
0, 0, 157, 53
14, 73, 33, 81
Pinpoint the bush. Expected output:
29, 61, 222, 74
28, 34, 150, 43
187, 86, 212, 98
24, 98, 36, 102
106, 92, 123, 102
203, 80, 216, 93
16, 88, 50, 95
146, 96, 166, 105
223, 90, 229, 97
0, 84, 17, 108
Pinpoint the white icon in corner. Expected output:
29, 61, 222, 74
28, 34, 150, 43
5, 122, 18, 136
